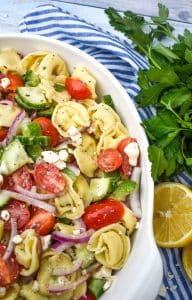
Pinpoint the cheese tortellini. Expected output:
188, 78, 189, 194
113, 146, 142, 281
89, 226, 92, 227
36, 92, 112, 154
52, 101, 90, 137
0, 284, 20, 300
74, 133, 97, 177
88, 224, 130, 269
37, 252, 86, 298
0, 48, 22, 74
73, 174, 91, 207
55, 175, 84, 219
14, 229, 40, 277
121, 206, 137, 234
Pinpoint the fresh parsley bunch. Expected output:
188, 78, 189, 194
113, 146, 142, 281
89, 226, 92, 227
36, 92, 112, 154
106, 4, 192, 181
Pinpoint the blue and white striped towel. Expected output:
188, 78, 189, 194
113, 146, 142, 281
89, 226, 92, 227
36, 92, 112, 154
19, 4, 192, 299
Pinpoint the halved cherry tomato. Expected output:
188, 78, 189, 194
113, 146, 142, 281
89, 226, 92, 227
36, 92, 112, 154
26, 208, 55, 236
33, 117, 60, 147
2, 200, 30, 231
34, 162, 67, 193
2, 166, 33, 191
0, 243, 19, 286
86, 290, 97, 300
12, 166, 33, 190
120, 152, 133, 177
118, 137, 137, 154
0, 73, 24, 101
65, 77, 91, 100
118, 138, 139, 176
82, 199, 124, 230
0, 128, 8, 141
0, 256, 11, 286
97, 148, 122, 172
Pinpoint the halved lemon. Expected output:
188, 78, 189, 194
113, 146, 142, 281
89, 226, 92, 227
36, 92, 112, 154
153, 182, 192, 248
182, 243, 192, 281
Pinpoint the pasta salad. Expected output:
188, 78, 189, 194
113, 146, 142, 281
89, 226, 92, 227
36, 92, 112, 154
0, 48, 141, 300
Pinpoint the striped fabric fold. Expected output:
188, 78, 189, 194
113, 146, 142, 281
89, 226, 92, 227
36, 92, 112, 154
19, 4, 192, 299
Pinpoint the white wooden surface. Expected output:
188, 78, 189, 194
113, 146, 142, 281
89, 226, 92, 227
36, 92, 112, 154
1, 0, 192, 38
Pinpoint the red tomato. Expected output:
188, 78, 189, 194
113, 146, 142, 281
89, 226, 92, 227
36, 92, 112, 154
118, 137, 137, 154
33, 117, 60, 147
2, 166, 33, 191
87, 290, 97, 300
82, 199, 124, 230
65, 77, 91, 100
120, 152, 133, 177
2, 200, 30, 231
0, 73, 24, 101
34, 162, 67, 193
118, 137, 139, 176
0, 243, 19, 286
0, 128, 8, 141
12, 166, 33, 190
98, 148, 122, 172
0, 256, 11, 286
26, 208, 55, 236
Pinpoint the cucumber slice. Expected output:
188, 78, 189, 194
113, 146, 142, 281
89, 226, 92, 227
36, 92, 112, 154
56, 217, 71, 225
37, 106, 54, 117
26, 145, 42, 160
15, 95, 34, 110
102, 94, 115, 110
0, 140, 30, 175
90, 178, 117, 202
88, 278, 106, 298
111, 180, 137, 200
16, 86, 51, 110
22, 122, 42, 137
14, 136, 50, 146
0, 191, 11, 208
62, 168, 77, 181
104, 170, 121, 181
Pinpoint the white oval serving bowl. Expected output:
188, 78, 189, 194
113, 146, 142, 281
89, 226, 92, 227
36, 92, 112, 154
0, 33, 163, 300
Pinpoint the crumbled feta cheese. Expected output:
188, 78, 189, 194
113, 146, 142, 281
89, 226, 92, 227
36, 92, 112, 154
73, 229, 81, 235
32, 280, 39, 292
158, 284, 167, 297
54, 160, 66, 170
71, 133, 82, 145
72, 207, 77, 213
0, 161, 8, 174
67, 125, 80, 136
94, 266, 112, 279
124, 142, 140, 166
42, 151, 59, 163
41, 235, 52, 251
59, 149, 69, 161
81, 269, 87, 275
13, 235, 23, 244
1, 210, 10, 221
0, 77, 10, 89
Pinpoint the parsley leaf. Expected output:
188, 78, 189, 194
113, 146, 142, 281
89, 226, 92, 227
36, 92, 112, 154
148, 145, 168, 181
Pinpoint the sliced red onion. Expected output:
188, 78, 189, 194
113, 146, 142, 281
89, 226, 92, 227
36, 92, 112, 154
74, 218, 86, 232
52, 259, 82, 276
52, 229, 94, 244
0, 100, 14, 107
48, 274, 88, 294
78, 296, 88, 300
2, 109, 25, 147
55, 138, 73, 150
3, 218, 17, 261
129, 167, 142, 218
1, 190, 56, 215
15, 185, 57, 200
29, 111, 37, 120
51, 241, 73, 252
66, 163, 80, 176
